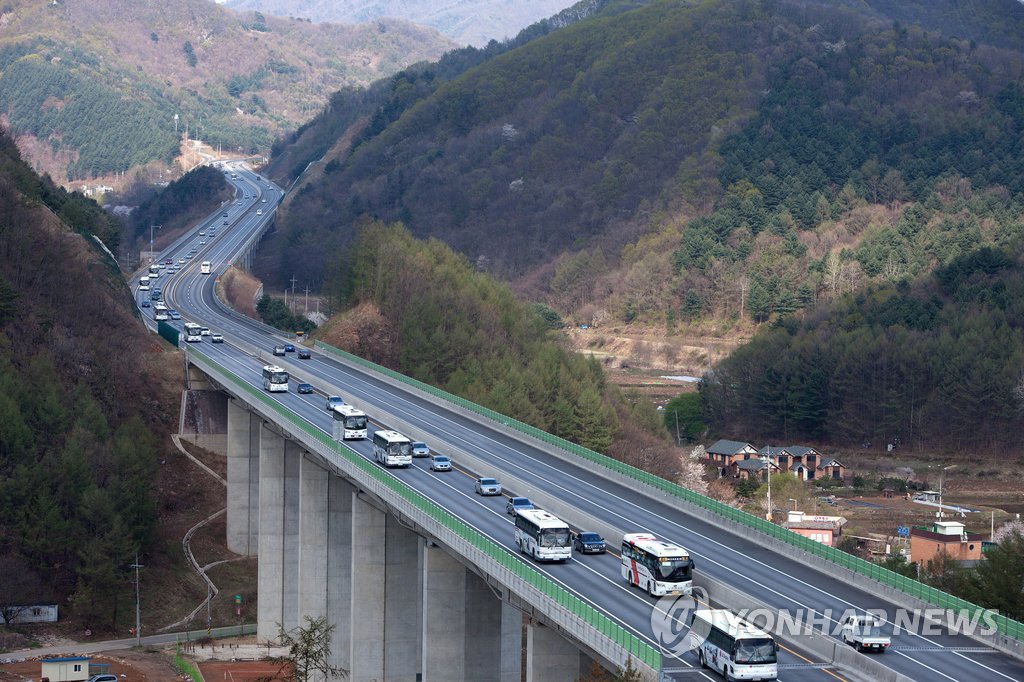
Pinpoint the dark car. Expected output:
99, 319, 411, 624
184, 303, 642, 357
572, 531, 607, 554
296, 383, 314, 394
298, 348, 311, 359
284, 343, 296, 352
140, 300, 150, 308
506, 497, 534, 516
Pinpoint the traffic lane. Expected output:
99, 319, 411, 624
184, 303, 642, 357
280, 353, 1024, 681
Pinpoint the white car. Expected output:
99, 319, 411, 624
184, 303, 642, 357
429, 455, 452, 472
256, 209, 263, 215
474, 477, 502, 496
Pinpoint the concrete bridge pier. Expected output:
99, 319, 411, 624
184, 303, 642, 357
226, 398, 260, 556
422, 542, 522, 682
527, 622, 593, 682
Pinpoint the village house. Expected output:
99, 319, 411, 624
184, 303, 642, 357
910, 521, 983, 565
782, 510, 848, 547
758, 445, 846, 482
706, 440, 759, 475
729, 458, 781, 480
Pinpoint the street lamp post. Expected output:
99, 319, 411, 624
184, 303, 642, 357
130, 553, 143, 646
149, 224, 161, 263
762, 453, 772, 521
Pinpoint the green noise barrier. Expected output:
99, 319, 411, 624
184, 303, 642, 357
313, 340, 1024, 644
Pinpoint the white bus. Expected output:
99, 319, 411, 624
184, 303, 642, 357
200, 261, 212, 275
139, 276, 150, 291
332, 404, 368, 440
262, 365, 289, 392
153, 303, 169, 321
688, 609, 778, 681
621, 532, 694, 596
148, 264, 160, 278
372, 430, 412, 467
514, 509, 572, 562
183, 322, 203, 342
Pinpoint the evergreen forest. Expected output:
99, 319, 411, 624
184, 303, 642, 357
701, 242, 1024, 452
0, 130, 167, 630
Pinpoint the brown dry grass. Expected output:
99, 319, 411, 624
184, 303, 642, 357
218, 266, 263, 319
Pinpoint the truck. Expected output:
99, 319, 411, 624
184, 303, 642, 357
840, 614, 890, 653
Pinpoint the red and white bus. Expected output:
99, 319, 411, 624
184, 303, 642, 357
621, 532, 694, 596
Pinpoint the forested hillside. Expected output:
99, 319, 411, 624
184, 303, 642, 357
265, 0, 619, 187
701, 239, 1024, 452
127, 166, 232, 246
0, 0, 454, 180
264, 0, 1024, 323
320, 221, 699, 483
0, 129, 171, 630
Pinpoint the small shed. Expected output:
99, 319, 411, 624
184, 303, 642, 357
40, 657, 90, 682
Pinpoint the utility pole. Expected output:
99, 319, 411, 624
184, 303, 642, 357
290, 275, 298, 311
130, 553, 144, 646
304, 284, 309, 314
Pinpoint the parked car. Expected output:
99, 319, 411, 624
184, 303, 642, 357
411, 442, 430, 458
475, 477, 502, 496
506, 497, 534, 516
429, 455, 452, 472
211, 333, 224, 343
87, 675, 118, 682
325, 395, 344, 411
273, 345, 286, 356
572, 531, 607, 554
298, 348, 311, 359
296, 383, 314, 394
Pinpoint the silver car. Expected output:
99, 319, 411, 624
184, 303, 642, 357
474, 477, 502, 496
429, 455, 452, 472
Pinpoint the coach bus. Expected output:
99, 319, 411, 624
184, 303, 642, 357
621, 532, 694, 596
372, 430, 412, 467
514, 509, 572, 562
183, 322, 203, 342
200, 261, 212, 275
261, 365, 289, 392
688, 609, 778, 681
332, 404, 368, 440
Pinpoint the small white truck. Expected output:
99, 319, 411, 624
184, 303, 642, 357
841, 614, 891, 653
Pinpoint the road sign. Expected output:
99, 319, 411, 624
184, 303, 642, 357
897, 525, 910, 537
